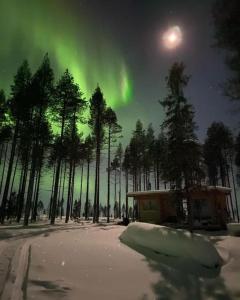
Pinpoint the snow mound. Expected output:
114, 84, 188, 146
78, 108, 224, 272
227, 223, 240, 236
120, 222, 222, 269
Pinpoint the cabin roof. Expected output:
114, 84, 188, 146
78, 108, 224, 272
127, 185, 231, 197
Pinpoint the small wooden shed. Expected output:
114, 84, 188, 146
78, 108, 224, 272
127, 186, 231, 228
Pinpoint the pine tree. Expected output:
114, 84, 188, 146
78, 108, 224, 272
88, 87, 106, 223
104, 107, 122, 222
122, 146, 131, 220
143, 124, 155, 190
24, 55, 54, 226
116, 143, 123, 218
1, 60, 32, 223
84, 135, 94, 220
51, 69, 85, 224
128, 120, 145, 191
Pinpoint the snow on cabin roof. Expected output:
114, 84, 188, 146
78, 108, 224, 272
127, 185, 231, 197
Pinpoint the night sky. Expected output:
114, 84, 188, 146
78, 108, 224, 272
0, 0, 239, 142
0, 0, 239, 205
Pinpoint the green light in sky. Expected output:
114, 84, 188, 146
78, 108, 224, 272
121, 64, 133, 103
0, 0, 133, 110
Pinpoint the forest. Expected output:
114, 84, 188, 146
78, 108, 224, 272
1, 0, 240, 229
0, 58, 240, 227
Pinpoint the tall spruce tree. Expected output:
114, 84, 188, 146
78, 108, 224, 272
104, 107, 121, 222
160, 62, 203, 229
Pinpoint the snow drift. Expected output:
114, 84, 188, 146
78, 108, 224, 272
120, 222, 222, 269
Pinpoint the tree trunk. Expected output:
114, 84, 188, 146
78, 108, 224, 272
56, 163, 63, 217
65, 160, 73, 223
79, 163, 84, 207
107, 127, 111, 223
24, 145, 38, 226
1, 120, 19, 223
125, 170, 129, 219
16, 154, 29, 223
119, 161, 122, 218
9, 150, 19, 197
70, 160, 76, 218
31, 157, 43, 222
49, 163, 56, 219
51, 107, 66, 225
186, 186, 193, 233
0, 143, 8, 196
226, 160, 235, 220
96, 151, 100, 222
114, 169, 117, 205
85, 159, 90, 220
93, 153, 98, 223
51, 157, 62, 224
61, 161, 67, 219
0, 144, 4, 165
230, 155, 240, 222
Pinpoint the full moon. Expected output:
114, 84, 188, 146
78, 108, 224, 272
162, 26, 182, 49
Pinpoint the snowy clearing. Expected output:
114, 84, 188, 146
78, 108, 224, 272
0, 220, 240, 300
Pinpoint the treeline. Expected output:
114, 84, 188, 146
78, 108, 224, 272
1, 58, 240, 226
0, 55, 124, 225
122, 63, 240, 224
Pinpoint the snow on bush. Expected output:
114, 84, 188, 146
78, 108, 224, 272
120, 222, 222, 269
227, 223, 240, 236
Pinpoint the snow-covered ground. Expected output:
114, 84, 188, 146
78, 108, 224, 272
0, 220, 240, 300
120, 222, 222, 269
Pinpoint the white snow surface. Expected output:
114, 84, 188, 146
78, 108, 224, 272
120, 222, 222, 268
1, 219, 240, 300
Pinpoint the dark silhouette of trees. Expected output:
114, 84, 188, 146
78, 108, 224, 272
160, 62, 204, 230
115, 143, 123, 218
24, 55, 54, 226
1, 54, 238, 228
122, 146, 131, 220
1, 60, 31, 224
104, 107, 122, 222
204, 122, 239, 221
128, 120, 145, 191
203, 122, 233, 186
84, 135, 94, 220
50, 69, 85, 224
88, 87, 106, 223
212, 0, 240, 101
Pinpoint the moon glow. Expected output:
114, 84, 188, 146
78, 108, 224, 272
163, 26, 182, 49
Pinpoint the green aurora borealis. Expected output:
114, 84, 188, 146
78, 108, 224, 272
0, 0, 133, 108
0, 0, 134, 206
1, 0, 240, 209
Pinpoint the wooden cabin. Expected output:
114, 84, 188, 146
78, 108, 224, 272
127, 186, 231, 228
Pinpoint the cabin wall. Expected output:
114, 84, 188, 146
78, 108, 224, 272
135, 189, 228, 227
191, 191, 228, 227
137, 194, 176, 224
